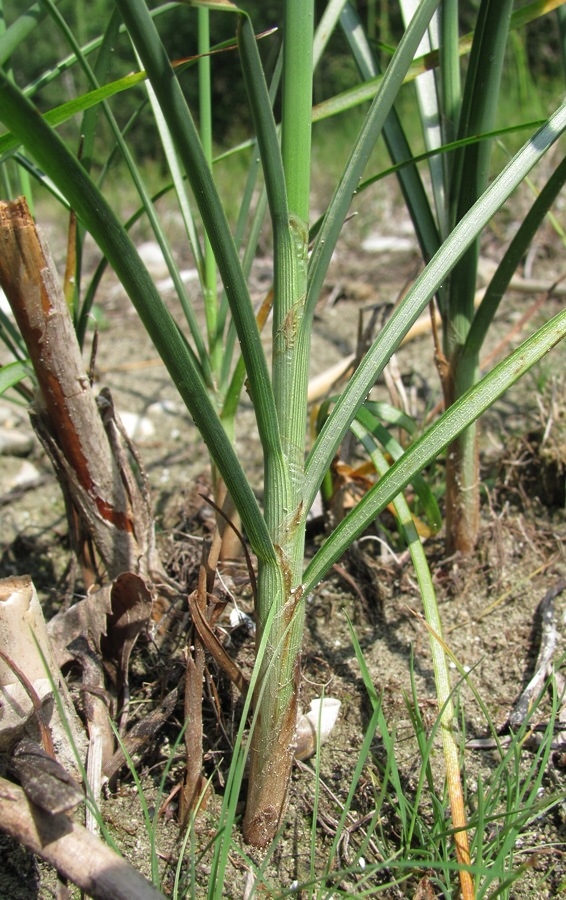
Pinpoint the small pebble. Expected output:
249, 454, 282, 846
118, 411, 155, 440
9, 460, 42, 489
0, 426, 35, 457
361, 234, 416, 253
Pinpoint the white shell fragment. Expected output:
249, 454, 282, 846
294, 697, 341, 761
229, 607, 255, 635
361, 233, 416, 253
117, 411, 155, 440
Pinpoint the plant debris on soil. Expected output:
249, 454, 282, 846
0, 211, 565, 898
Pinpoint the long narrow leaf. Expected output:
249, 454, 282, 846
303, 100, 566, 508
0, 359, 31, 395
0, 71, 275, 564
0, 37, 247, 159
399, 0, 447, 237
0, 1, 47, 66
465, 153, 566, 361
114, 0, 285, 479
355, 405, 442, 534
340, 2, 440, 262
303, 305, 566, 593
311, 0, 566, 125
350, 421, 473, 895
306, 0, 441, 322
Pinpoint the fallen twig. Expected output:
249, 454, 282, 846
0, 775, 165, 900
467, 579, 566, 751
103, 687, 179, 786
509, 578, 566, 729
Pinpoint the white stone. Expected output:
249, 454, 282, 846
0, 427, 35, 457
10, 460, 41, 489
117, 411, 155, 440
361, 234, 416, 253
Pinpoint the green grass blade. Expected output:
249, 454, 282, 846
339, 2, 439, 262
0, 305, 27, 359
132, 52, 211, 375
311, 0, 561, 128
19, 4, 177, 99
197, 6, 221, 373
354, 120, 546, 195
346, 618, 413, 842
438, 0, 460, 150
399, 0, 448, 238
322, 699, 382, 882
78, 9, 121, 176
303, 100, 566, 508
219, 40, 281, 397
465, 152, 566, 361
306, 0, 441, 323
444, 0, 513, 355
451, 0, 513, 215
351, 423, 470, 889
0, 71, 150, 158
303, 305, 566, 594
0, 72, 275, 564
362, 400, 417, 436
236, 14, 288, 233
0, 1, 553, 161
16, 3, 211, 372
0, 1, 47, 65
114, 0, 283, 473
355, 405, 442, 534
0, 359, 31, 395
313, 0, 349, 66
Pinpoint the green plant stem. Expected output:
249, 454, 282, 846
237, 0, 315, 846
303, 305, 566, 594
442, 0, 513, 555
351, 421, 473, 898
281, 1, 313, 222
198, 7, 220, 378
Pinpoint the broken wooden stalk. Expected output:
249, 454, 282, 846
0, 575, 86, 776
0, 775, 165, 900
0, 196, 160, 584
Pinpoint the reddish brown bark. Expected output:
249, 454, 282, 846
0, 197, 160, 583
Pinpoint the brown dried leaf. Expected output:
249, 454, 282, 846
102, 572, 152, 690
103, 687, 179, 786
413, 876, 437, 899
47, 583, 113, 669
10, 737, 83, 815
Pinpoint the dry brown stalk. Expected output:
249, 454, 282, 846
0, 575, 86, 772
0, 196, 161, 585
181, 558, 209, 823
0, 776, 165, 900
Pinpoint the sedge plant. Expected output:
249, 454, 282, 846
0, 0, 565, 871
339, 0, 566, 554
